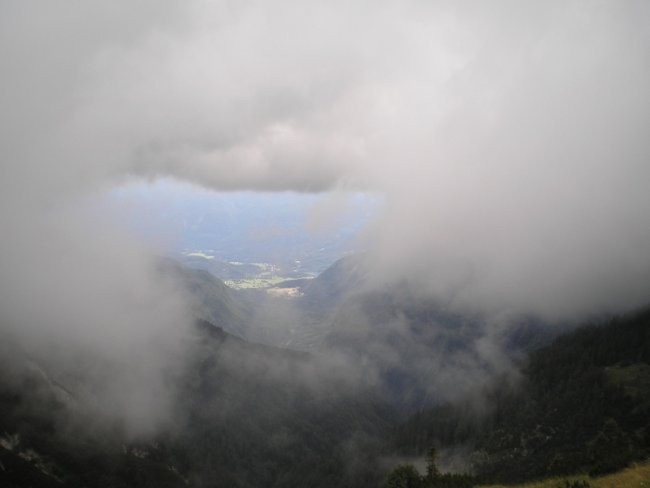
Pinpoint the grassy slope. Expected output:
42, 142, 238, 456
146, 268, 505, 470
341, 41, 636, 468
481, 459, 650, 488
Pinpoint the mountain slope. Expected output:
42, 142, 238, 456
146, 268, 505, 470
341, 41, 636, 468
392, 307, 650, 483
320, 279, 556, 412
231, 255, 556, 411
0, 320, 396, 488
156, 258, 251, 338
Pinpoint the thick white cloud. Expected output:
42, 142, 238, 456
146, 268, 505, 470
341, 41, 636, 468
1, 0, 649, 379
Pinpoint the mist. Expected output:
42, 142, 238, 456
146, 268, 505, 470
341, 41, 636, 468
1, 0, 649, 440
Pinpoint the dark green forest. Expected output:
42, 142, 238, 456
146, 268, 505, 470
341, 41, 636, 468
392, 308, 650, 483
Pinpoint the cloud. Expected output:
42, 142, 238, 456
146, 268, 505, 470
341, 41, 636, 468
79, 1, 650, 318
0, 0, 649, 429
0, 1, 197, 435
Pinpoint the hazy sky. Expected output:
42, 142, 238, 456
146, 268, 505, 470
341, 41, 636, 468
1, 1, 649, 427
110, 180, 378, 267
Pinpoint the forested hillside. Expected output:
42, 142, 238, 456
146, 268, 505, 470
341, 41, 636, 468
392, 308, 650, 483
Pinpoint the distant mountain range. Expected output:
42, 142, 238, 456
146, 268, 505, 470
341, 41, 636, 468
113, 183, 376, 277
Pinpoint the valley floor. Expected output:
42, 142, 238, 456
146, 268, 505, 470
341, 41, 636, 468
481, 459, 650, 488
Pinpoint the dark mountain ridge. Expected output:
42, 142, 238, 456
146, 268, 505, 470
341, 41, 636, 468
0, 319, 396, 488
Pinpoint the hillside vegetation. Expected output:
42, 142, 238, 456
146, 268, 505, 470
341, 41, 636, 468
481, 458, 650, 488
393, 307, 650, 483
